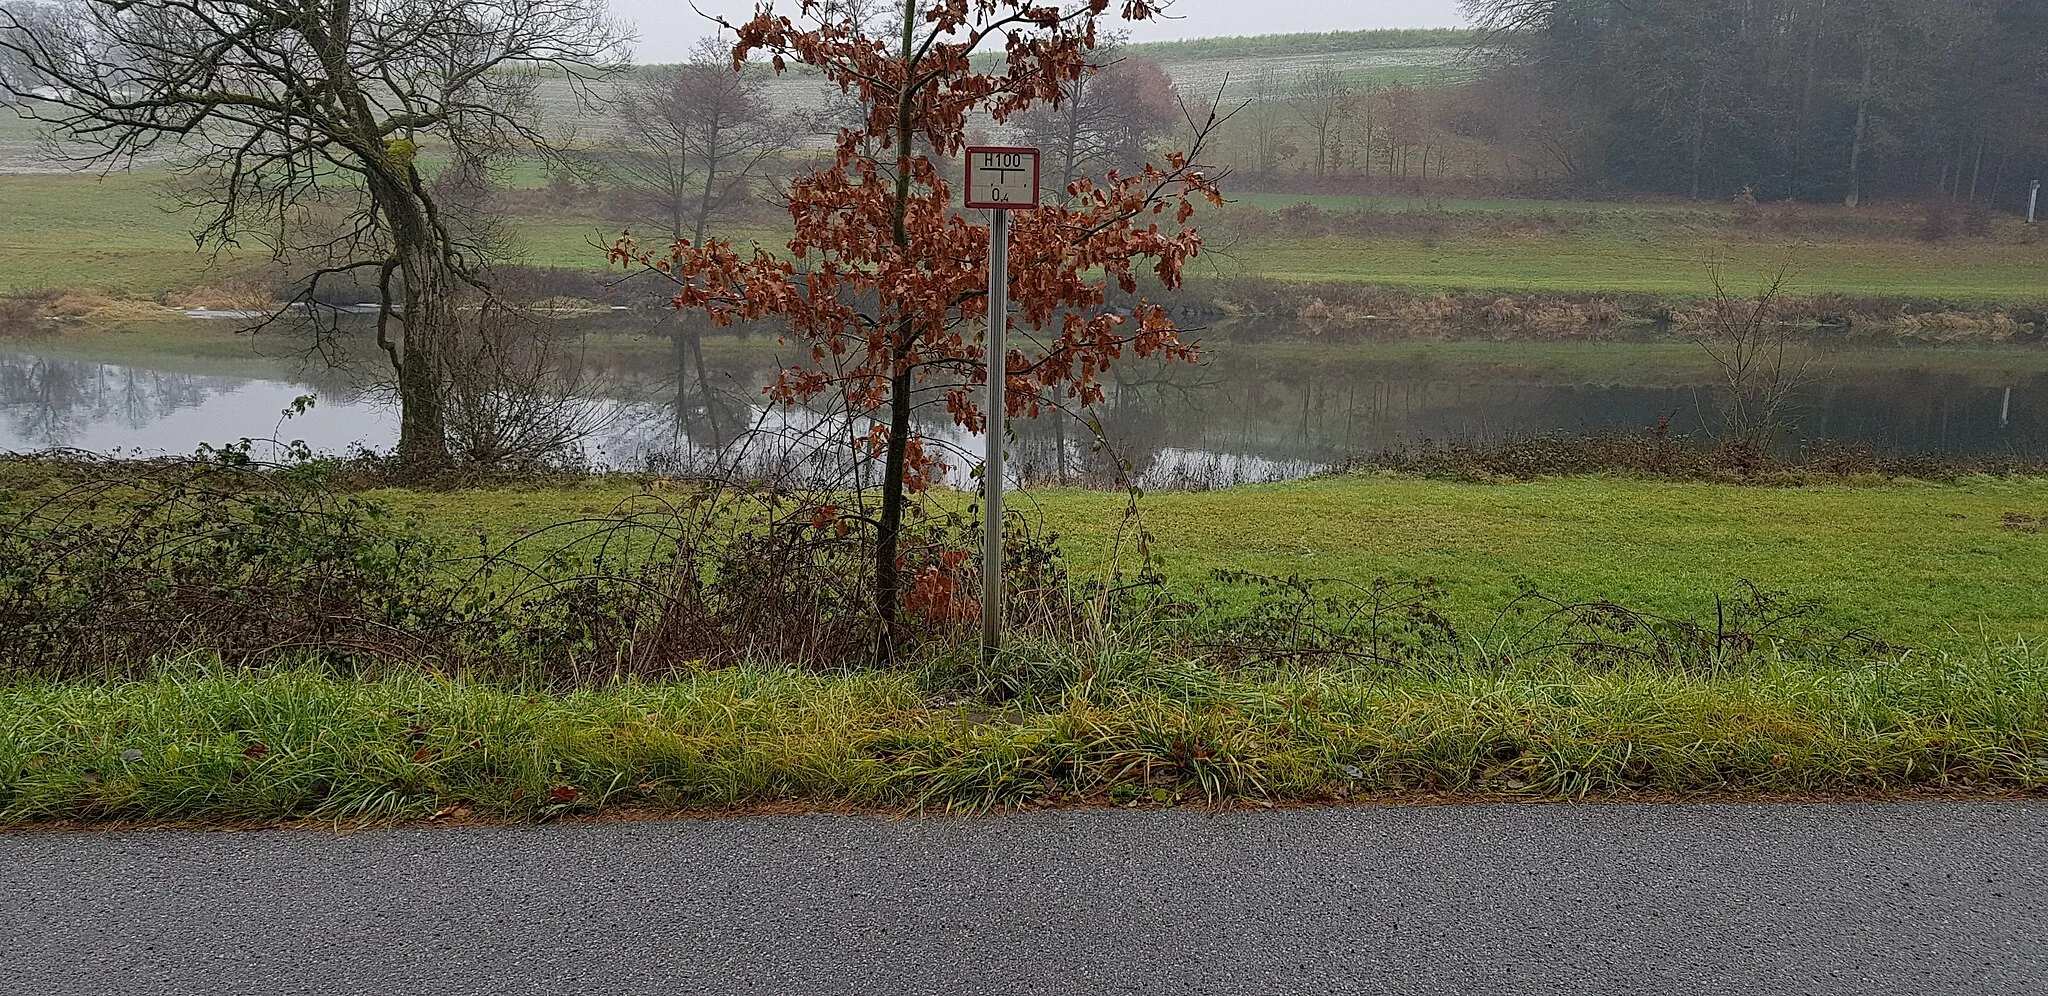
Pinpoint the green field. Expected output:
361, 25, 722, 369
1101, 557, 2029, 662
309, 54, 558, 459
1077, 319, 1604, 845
1236, 231, 2048, 301
10, 170, 2046, 306
1125, 28, 1480, 61
328, 473, 2048, 654
0, 174, 237, 294
1222, 192, 1719, 215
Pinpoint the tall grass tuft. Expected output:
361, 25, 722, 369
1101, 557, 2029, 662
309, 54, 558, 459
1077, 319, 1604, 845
4, 640, 2043, 825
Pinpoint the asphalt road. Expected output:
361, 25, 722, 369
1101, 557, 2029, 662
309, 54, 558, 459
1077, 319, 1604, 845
4, 803, 2045, 995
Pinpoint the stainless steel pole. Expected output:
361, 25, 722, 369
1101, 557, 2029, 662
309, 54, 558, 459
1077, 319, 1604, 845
983, 208, 1008, 665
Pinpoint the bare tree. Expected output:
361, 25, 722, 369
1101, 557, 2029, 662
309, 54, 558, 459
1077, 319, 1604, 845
604, 36, 789, 440
1289, 62, 1353, 179
0, 0, 627, 473
0, 3, 57, 100
1694, 270, 1814, 461
608, 37, 787, 243
1013, 42, 1178, 207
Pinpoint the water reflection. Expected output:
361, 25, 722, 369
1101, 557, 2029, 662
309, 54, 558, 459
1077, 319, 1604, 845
3, 336, 2044, 484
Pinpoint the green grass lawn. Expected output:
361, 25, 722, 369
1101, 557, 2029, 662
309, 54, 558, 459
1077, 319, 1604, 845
1237, 231, 2048, 301
1037, 476, 2048, 651
351, 473, 2048, 653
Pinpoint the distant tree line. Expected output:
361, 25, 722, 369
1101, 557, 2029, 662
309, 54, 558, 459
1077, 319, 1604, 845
1465, 0, 2048, 206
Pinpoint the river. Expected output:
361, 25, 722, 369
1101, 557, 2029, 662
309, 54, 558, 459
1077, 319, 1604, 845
3, 320, 2042, 486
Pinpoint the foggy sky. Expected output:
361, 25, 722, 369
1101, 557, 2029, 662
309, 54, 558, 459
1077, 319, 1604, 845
616, 0, 1469, 64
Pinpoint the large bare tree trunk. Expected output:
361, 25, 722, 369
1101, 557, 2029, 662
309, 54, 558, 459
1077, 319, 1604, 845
370, 167, 453, 474
1845, 46, 1874, 208
1058, 74, 1085, 208
394, 255, 452, 474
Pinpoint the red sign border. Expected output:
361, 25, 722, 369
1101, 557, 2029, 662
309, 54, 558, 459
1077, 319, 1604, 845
964, 145, 1042, 210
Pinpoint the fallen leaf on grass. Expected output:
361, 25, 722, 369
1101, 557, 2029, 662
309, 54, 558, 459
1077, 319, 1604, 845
243, 742, 269, 761
548, 785, 580, 803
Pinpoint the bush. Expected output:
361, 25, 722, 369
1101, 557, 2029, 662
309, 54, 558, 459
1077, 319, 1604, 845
0, 454, 1087, 682
1917, 199, 1956, 242
0, 454, 454, 680
1342, 430, 2048, 483
0, 291, 53, 337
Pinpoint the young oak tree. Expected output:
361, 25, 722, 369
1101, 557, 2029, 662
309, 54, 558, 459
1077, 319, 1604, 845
611, 0, 1223, 660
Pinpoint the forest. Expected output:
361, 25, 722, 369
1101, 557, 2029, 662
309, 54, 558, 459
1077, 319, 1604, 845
1458, 0, 2048, 205
1114, 3, 2048, 210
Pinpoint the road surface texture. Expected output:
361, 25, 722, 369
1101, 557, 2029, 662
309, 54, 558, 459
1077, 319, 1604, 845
3, 803, 2045, 995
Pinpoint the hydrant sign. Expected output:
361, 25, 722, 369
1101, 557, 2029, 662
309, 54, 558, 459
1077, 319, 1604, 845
964, 146, 1041, 210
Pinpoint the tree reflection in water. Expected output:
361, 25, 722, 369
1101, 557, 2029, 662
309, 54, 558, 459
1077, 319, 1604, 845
0, 354, 227, 449
4, 335, 2044, 479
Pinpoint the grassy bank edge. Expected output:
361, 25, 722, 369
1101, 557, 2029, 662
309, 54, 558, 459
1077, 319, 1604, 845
5, 647, 2044, 827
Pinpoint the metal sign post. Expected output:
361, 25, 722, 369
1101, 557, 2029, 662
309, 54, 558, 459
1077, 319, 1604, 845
963, 146, 1041, 664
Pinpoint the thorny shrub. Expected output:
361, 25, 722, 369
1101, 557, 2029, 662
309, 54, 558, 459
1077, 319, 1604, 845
1, 454, 1901, 689
1343, 431, 2048, 483
0, 453, 1076, 682
1478, 580, 1896, 674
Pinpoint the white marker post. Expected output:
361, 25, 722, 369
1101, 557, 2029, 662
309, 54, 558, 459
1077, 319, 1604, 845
2030, 180, 2040, 225
964, 145, 1041, 665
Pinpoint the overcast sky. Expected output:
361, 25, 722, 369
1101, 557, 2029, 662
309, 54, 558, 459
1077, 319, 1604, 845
617, 0, 1469, 64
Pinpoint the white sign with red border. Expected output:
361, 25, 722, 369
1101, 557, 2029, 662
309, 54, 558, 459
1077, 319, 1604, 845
964, 146, 1041, 210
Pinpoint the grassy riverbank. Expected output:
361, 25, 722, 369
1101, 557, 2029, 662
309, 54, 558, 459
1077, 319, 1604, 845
6, 458, 2041, 653
5, 465, 2047, 823
1239, 230, 2048, 300
12, 314, 2048, 394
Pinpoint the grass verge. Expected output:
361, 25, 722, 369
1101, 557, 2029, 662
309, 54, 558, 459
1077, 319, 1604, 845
6, 458, 2047, 825
4, 643, 2043, 825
